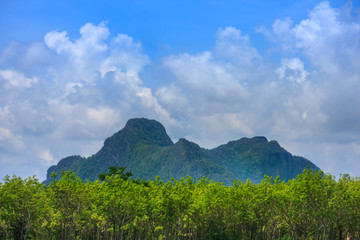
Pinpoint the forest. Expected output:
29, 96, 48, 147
1, 168, 360, 240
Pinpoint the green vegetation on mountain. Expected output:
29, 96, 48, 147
1, 169, 360, 239
43, 118, 318, 185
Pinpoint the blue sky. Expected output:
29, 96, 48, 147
1, 0, 360, 180
2, 0, 353, 57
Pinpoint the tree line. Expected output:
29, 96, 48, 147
1, 167, 360, 240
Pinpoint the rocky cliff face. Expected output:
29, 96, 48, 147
44, 118, 318, 185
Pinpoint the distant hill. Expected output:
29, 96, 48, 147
43, 118, 318, 185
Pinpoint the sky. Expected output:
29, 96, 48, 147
0, 0, 360, 181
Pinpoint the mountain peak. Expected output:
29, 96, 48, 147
175, 138, 202, 151
104, 118, 173, 148
124, 118, 161, 129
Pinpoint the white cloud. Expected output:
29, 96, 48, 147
113, 70, 143, 86
44, 22, 109, 85
45, 22, 109, 55
0, 127, 24, 152
276, 58, 309, 84
1, 2, 360, 180
0, 106, 15, 129
38, 148, 55, 163
100, 34, 150, 76
215, 27, 261, 65
44, 30, 72, 54
157, 27, 267, 145
155, 85, 190, 118
157, 2, 360, 177
268, 1, 360, 77
0, 70, 38, 88
0, 41, 52, 72
163, 51, 250, 103
0, 22, 174, 180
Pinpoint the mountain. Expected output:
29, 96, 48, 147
43, 118, 318, 185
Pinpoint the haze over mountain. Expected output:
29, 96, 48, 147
44, 118, 318, 185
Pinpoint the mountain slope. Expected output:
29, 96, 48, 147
43, 118, 318, 185
210, 137, 316, 182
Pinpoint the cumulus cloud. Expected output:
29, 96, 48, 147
0, 70, 38, 88
38, 148, 55, 163
157, 1, 360, 176
1, 1, 360, 180
157, 27, 266, 145
45, 22, 109, 55
100, 34, 150, 76
265, 1, 360, 143
0, 127, 24, 152
0, 41, 52, 73
276, 58, 309, 84
214, 27, 261, 67
44, 22, 110, 86
160, 27, 260, 107
163, 52, 249, 102
0, 22, 174, 180
266, 1, 360, 77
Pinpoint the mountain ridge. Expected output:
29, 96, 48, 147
44, 118, 318, 185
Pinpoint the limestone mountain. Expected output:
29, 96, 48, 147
43, 118, 318, 185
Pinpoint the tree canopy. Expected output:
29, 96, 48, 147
1, 168, 360, 239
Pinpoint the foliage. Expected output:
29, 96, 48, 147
0, 175, 50, 239
1, 168, 360, 239
98, 166, 133, 181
